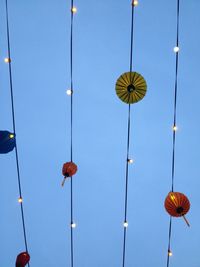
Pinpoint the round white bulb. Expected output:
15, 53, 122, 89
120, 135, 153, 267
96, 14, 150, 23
168, 250, 173, 257
133, 0, 139, 6
71, 7, 77, 13
123, 221, 128, 228
4, 58, 11, 63
71, 223, 76, 228
173, 46, 179, 53
128, 159, 134, 164
18, 197, 23, 203
66, 89, 72, 95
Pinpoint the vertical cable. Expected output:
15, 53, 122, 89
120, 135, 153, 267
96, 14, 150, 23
5, 0, 30, 265
70, 0, 74, 163
69, 1, 74, 266
129, 5, 134, 73
166, 217, 172, 267
171, 0, 180, 193
122, 3, 135, 267
5, 0, 28, 252
166, 1, 180, 266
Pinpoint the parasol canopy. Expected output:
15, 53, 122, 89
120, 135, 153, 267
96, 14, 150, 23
61, 161, 78, 186
165, 192, 190, 226
115, 71, 147, 104
0, 130, 16, 154
15, 252, 30, 267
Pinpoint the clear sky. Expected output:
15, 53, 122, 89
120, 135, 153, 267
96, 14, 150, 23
0, 0, 200, 266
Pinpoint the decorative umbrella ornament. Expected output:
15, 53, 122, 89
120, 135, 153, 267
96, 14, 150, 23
164, 192, 190, 226
15, 252, 30, 267
0, 130, 16, 154
61, 162, 78, 186
115, 71, 147, 104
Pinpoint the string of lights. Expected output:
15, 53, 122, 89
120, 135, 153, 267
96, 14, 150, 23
166, 0, 180, 266
122, 2, 135, 267
114, 0, 147, 265
65, 1, 77, 267
119, 1, 144, 266
70, 1, 74, 266
4, 0, 30, 265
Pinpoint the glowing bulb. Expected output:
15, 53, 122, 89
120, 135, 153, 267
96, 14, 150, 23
123, 221, 128, 228
133, 0, 139, 6
71, 6, 77, 13
173, 125, 178, 131
9, 134, 14, 139
66, 89, 73, 95
173, 46, 179, 53
168, 250, 173, 257
71, 222, 76, 228
128, 159, 134, 164
4, 57, 11, 63
18, 197, 23, 203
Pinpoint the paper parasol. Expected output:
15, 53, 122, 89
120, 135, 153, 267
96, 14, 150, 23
115, 71, 147, 104
164, 192, 190, 226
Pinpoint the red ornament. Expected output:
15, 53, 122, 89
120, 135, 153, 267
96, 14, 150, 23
16, 252, 30, 267
164, 192, 190, 226
61, 162, 78, 186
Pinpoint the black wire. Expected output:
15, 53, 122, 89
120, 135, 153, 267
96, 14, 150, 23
122, 3, 135, 267
171, 0, 180, 193
166, 217, 172, 267
122, 104, 131, 267
70, 0, 74, 162
70, 177, 74, 267
166, 1, 180, 266
129, 5, 134, 73
69, 0, 74, 266
5, 0, 30, 263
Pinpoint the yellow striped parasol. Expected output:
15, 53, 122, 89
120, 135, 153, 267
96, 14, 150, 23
115, 71, 147, 104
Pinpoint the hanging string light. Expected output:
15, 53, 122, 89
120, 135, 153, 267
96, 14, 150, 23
165, 1, 190, 266
115, 1, 147, 266
3, 0, 30, 265
62, 1, 78, 266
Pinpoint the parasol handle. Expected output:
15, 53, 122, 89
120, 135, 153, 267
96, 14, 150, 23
61, 177, 66, 187
182, 215, 190, 227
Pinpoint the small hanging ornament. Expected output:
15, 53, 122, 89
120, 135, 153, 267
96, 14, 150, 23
61, 162, 78, 186
0, 130, 16, 154
164, 192, 190, 226
15, 252, 30, 267
115, 71, 147, 104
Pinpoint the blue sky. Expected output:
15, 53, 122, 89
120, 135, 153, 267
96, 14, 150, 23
1, 0, 200, 266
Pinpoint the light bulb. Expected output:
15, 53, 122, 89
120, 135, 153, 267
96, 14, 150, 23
173, 46, 179, 53
66, 89, 73, 95
133, 0, 139, 6
123, 221, 128, 228
18, 197, 23, 203
71, 222, 76, 228
173, 125, 178, 131
71, 7, 77, 13
9, 134, 14, 139
168, 250, 173, 257
4, 58, 11, 63
128, 159, 134, 164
